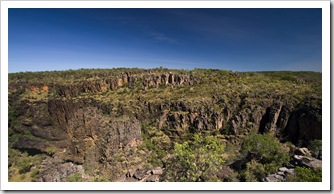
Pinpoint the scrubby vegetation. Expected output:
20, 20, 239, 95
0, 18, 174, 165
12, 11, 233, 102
8, 68, 322, 182
287, 167, 322, 182
239, 133, 289, 181
163, 134, 226, 181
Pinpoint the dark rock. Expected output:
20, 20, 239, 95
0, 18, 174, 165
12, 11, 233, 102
13, 136, 49, 155
285, 105, 322, 145
133, 169, 146, 180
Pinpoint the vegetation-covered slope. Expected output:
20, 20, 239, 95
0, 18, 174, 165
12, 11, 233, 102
8, 68, 322, 182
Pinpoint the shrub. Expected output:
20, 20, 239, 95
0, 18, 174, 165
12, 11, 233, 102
30, 168, 40, 180
46, 146, 57, 156
308, 139, 322, 158
164, 134, 225, 181
67, 173, 84, 182
287, 167, 322, 182
18, 157, 32, 174
243, 159, 266, 182
241, 133, 289, 176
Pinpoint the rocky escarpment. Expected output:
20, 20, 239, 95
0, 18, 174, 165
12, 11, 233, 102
8, 69, 322, 182
54, 72, 196, 98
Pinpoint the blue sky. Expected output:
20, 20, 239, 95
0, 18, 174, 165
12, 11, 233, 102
8, 8, 322, 73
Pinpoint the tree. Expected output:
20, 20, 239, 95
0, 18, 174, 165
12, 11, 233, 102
164, 134, 226, 181
240, 132, 289, 180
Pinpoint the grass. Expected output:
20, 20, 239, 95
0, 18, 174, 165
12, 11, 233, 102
8, 148, 45, 182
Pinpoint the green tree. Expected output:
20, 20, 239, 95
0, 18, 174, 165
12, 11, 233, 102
240, 132, 289, 180
243, 159, 266, 182
164, 134, 225, 182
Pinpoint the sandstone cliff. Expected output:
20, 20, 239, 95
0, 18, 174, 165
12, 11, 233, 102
8, 68, 322, 182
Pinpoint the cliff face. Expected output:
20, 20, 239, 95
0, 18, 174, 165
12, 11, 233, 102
8, 68, 322, 182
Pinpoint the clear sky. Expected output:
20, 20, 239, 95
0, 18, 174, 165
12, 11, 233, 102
8, 8, 322, 73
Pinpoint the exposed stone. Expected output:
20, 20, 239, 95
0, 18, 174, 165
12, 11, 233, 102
133, 169, 146, 180
274, 174, 285, 181
264, 174, 280, 182
295, 147, 311, 156
37, 156, 88, 182
146, 175, 159, 182
285, 168, 295, 174
152, 167, 163, 175
279, 167, 288, 172
277, 171, 285, 176
8, 69, 322, 182
285, 105, 322, 145
293, 155, 322, 170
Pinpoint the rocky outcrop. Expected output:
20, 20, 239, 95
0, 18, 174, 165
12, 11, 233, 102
55, 72, 196, 97
293, 155, 322, 170
37, 156, 89, 182
116, 167, 164, 182
285, 104, 322, 145
264, 167, 295, 182
8, 69, 322, 182
13, 136, 50, 155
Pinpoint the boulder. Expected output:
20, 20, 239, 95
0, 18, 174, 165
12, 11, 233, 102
277, 171, 285, 176
278, 167, 288, 172
264, 174, 280, 182
152, 167, 163, 175
295, 147, 311, 156
37, 156, 88, 182
146, 175, 159, 182
274, 174, 285, 181
133, 169, 146, 180
294, 155, 322, 170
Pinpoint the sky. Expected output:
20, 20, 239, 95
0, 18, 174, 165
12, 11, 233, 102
8, 8, 322, 73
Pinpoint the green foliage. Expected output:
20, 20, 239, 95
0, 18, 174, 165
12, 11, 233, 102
18, 157, 33, 173
220, 125, 231, 135
30, 168, 40, 180
287, 167, 322, 182
141, 124, 170, 167
8, 148, 45, 182
241, 133, 289, 177
46, 146, 57, 156
165, 134, 225, 181
243, 159, 266, 182
308, 139, 322, 158
67, 173, 84, 182
94, 175, 109, 182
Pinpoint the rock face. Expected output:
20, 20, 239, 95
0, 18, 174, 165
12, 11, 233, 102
54, 72, 195, 98
37, 156, 89, 182
8, 69, 322, 182
13, 136, 50, 155
285, 104, 322, 145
